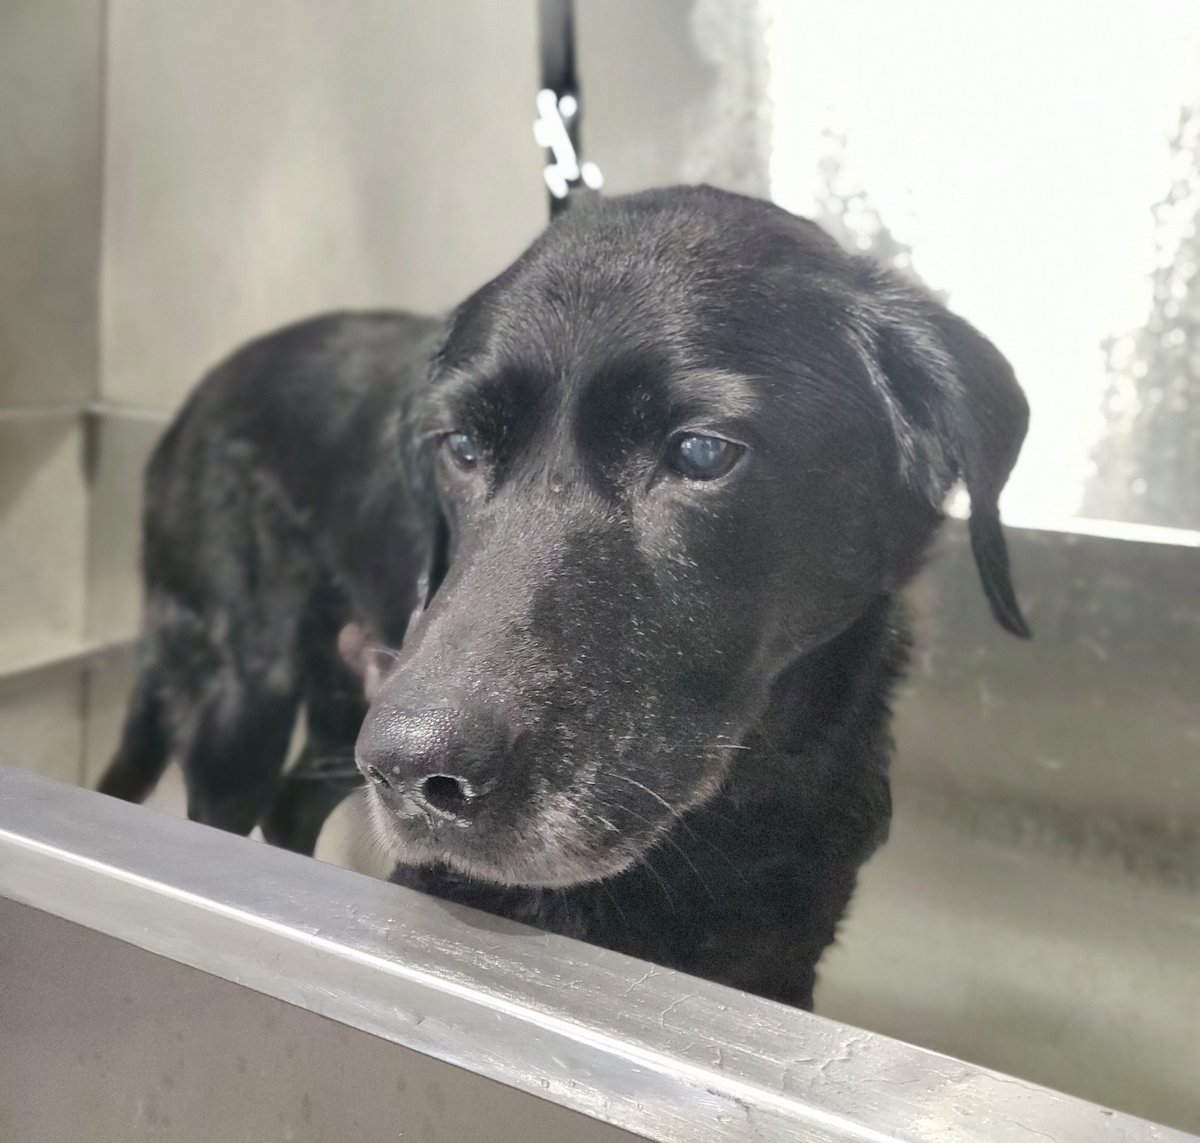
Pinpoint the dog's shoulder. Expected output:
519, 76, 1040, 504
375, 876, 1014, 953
151, 310, 443, 480
196, 309, 442, 417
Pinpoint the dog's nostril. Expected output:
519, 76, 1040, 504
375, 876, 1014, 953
420, 773, 471, 815
364, 764, 391, 788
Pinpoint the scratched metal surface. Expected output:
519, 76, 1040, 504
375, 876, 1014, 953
0, 901, 642, 1143
1, 768, 1190, 1143
895, 522, 1200, 880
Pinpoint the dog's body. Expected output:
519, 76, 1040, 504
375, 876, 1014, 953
100, 311, 444, 853
100, 187, 1028, 1009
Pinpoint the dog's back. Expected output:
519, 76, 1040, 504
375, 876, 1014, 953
99, 311, 440, 847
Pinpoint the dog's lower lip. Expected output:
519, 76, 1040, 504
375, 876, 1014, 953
370, 792, 639, 888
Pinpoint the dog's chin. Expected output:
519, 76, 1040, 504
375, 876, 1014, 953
365, 790, 658, 889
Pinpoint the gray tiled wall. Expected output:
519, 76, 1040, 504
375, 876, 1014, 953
0, 1, 102, 778
0, 418, 89, 668
0, 0, 102, 412
99, 0, 545, 412
0, 662, 87, 784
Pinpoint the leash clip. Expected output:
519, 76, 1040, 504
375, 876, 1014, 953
533, 88, 603, 202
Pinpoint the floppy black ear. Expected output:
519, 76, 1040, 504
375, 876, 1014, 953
421, 508, 451, 608
860, 265, 1031, 638
403, 507, 451, 637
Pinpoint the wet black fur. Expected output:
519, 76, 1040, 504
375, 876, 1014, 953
99, 186, 1028, 1009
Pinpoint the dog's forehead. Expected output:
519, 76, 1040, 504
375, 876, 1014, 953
449, 187, 853, 362
432, 188, 874, 456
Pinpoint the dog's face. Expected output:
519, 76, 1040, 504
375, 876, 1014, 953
358, 187, 1028, 888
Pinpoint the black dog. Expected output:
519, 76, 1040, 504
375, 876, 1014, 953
99, 186, 1028, 1009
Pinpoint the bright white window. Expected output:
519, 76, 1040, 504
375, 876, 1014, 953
764, 0, 1200, 534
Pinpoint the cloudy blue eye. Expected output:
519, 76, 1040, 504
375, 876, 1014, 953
666, 433, 743, 481
442, 431, 478, 471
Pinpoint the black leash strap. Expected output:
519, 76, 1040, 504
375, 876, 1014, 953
534, 0, 602, 217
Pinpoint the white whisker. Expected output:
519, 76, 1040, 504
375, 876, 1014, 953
364, 643, 403, 662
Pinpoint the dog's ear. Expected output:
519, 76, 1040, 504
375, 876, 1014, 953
859, 265, 1031, 638
419, 509, 451, 610
342, 512, 451, 704
405, 504, 452, 631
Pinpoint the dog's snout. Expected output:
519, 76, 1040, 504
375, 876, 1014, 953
357, 705, 507, 820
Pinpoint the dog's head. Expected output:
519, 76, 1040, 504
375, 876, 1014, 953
357, 186, 1028, 887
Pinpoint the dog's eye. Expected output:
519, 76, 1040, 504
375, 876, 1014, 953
441, 432, 478, 472
665, 433, 742, 481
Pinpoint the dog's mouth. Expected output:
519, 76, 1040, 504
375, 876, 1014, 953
354, 658, 746, 888
364, 782, 668, 888
358, 732, 749, 888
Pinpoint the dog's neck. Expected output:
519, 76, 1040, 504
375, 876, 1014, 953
746, 594, 910, 765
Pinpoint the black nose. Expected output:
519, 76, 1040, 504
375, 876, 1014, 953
356, 705, 507, 820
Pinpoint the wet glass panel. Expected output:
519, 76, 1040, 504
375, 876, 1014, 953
763, 0, 1200, 531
